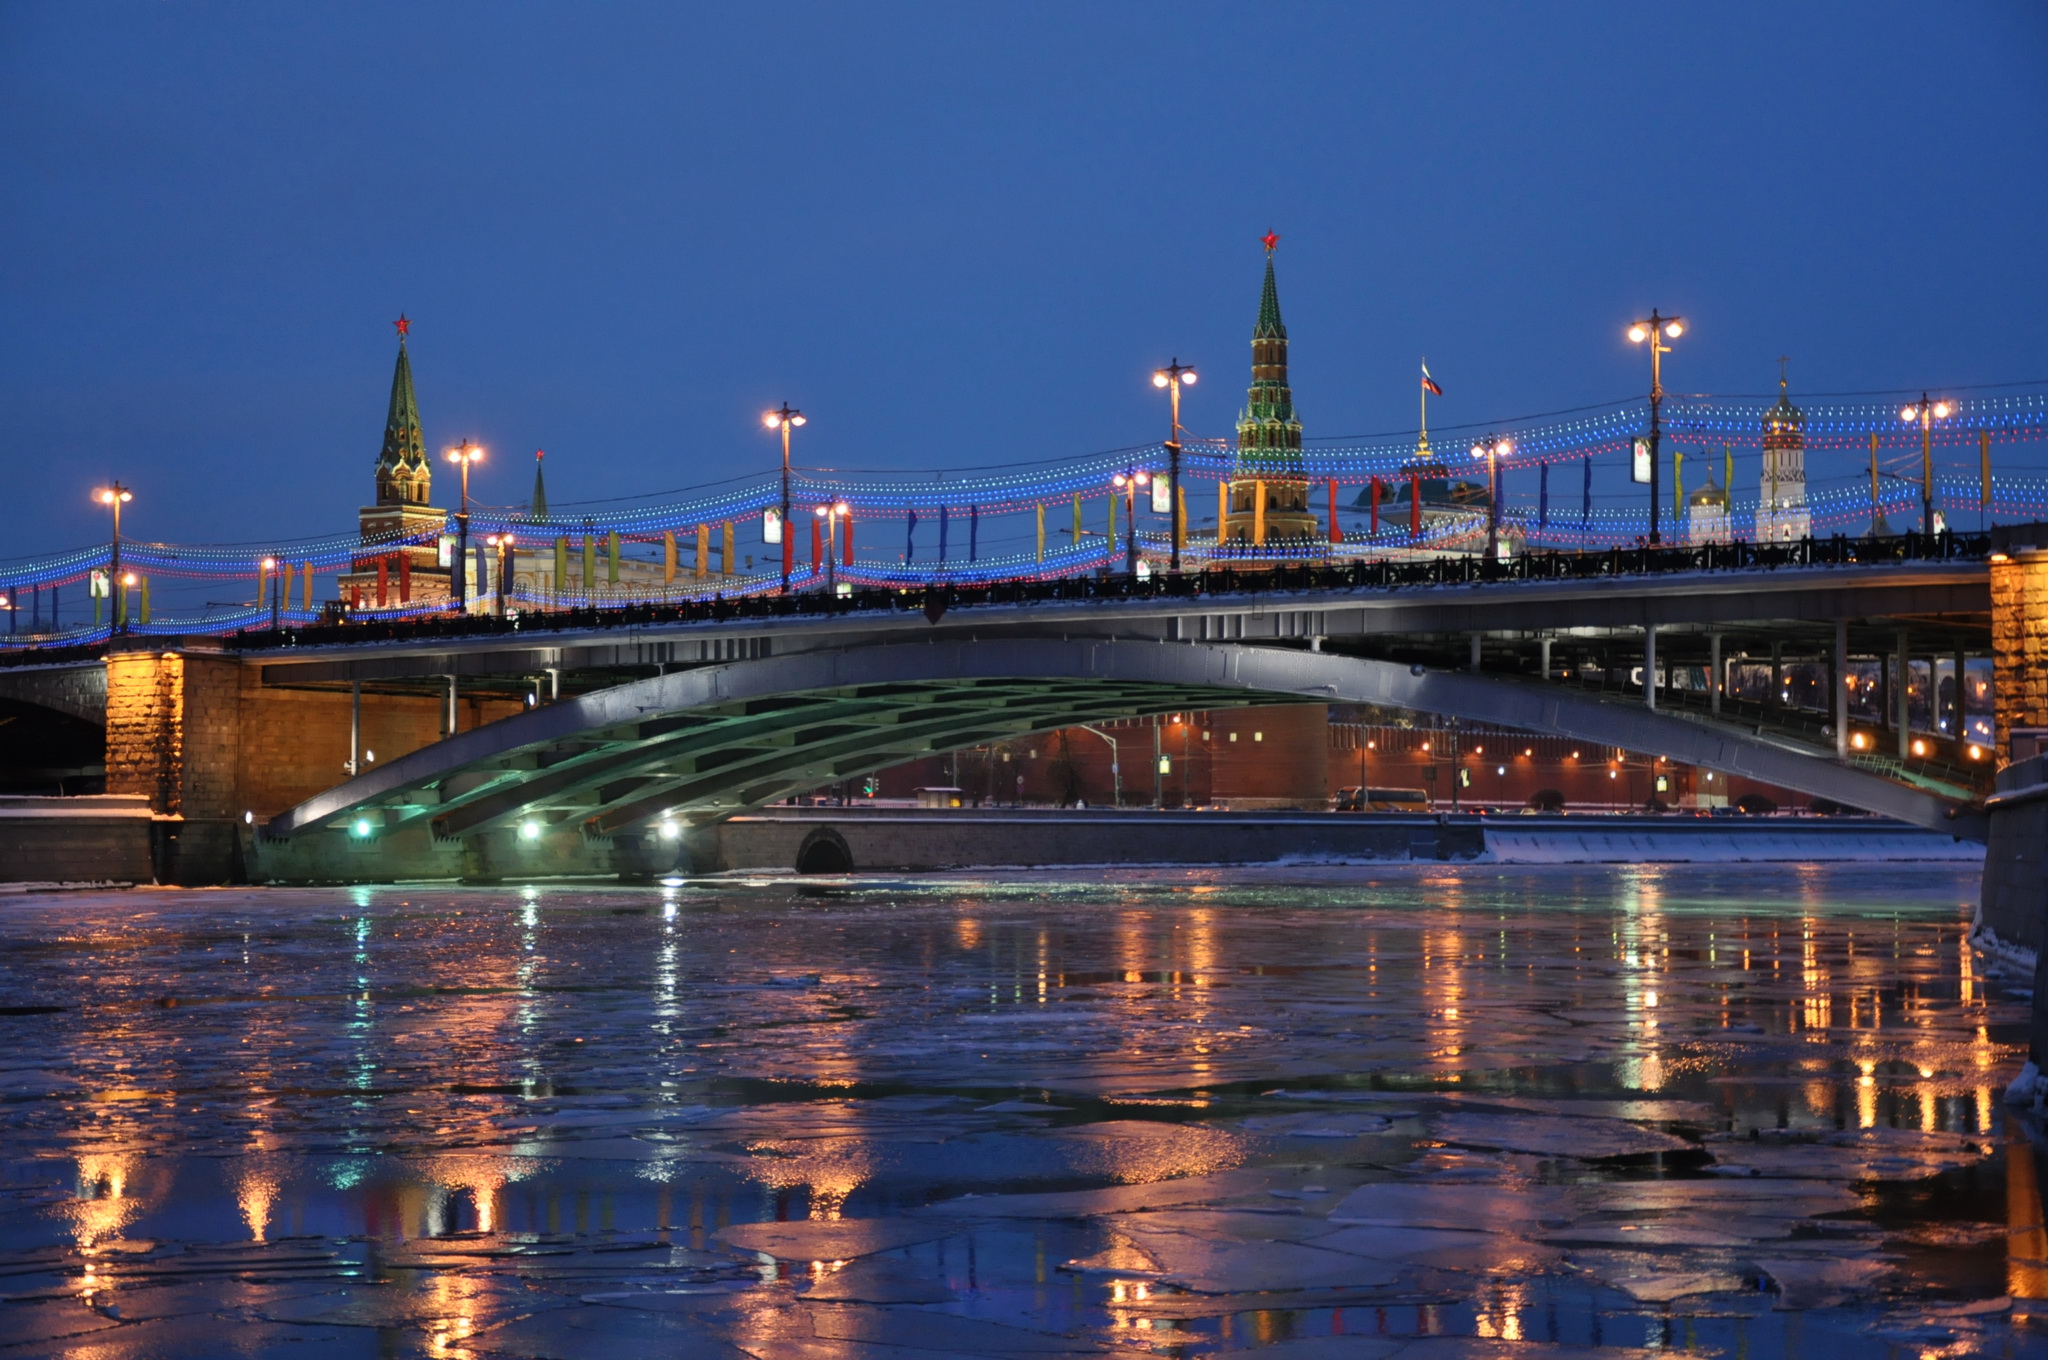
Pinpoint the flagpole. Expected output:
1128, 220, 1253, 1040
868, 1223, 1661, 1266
1418, 358, 1432, 460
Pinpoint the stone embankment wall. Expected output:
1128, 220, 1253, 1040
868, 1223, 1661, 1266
700, 809, 1972, 876
1978, 754, 2047, 956
0, 794, 152, 885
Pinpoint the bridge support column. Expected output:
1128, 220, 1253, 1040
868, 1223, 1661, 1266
1834, 621, 1850, 759
1897, 628, 1912, 760
443, 675, 458, 738
1955, 640, 1970, 743
1539, 636, 1552, 682
1643, 626, 1657, 711
1770, 641, 1783, 718
1468, 634, 1481, 674
1709, 634, 1722, 715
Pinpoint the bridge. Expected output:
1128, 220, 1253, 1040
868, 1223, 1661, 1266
0, 528, 2022, 881
132, 532, 1987, 881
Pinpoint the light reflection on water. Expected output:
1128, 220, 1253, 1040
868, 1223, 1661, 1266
0, 862, 2042, 1357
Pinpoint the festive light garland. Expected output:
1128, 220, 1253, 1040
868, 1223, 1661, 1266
0, 390, 2041, 635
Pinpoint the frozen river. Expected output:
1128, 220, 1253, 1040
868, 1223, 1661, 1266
0, 864, 2042, 1359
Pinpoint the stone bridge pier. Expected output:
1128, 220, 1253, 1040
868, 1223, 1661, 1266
80, 641, 516, 883
1979, 529, 2048, 1098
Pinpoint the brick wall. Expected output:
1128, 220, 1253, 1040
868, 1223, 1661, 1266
234, 674, 522, 820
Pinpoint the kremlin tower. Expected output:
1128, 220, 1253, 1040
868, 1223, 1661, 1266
340, 319, 453, 609
1220, 236, 1318, 552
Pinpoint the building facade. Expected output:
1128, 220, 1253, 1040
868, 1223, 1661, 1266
1686, 474, 1731, 545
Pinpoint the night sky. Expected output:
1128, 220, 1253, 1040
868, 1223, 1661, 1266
2, 2, 2044, 559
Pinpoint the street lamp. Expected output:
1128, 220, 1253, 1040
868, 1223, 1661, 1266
763, 404, 806, 595
1899, 394, 1953, 536
444, 441, 484, 611
1469, 435, 1511, 561
485, 532, 515, 616
1152, 359, 1197, 572
261, 556, 279, 629
1110, 469, 1151, 577
1626, 311, 1684, 544
94, 484, 133, 634
813, 501, 850, 592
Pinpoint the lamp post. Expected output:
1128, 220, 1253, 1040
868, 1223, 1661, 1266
1152, 359, 1197, 573
94, 484, 133, 634
444, 441, 484, 611
261, 556, 280, 629
486, 533, 514, 616
1110, 469, 1151, 577
1900, 394, 1952, 536
763, 404, 806, 595
1077, 724, 1122, 807
1626, 311, 1684, 544
814, 501, 849, 592
1469, 434, 1511, 561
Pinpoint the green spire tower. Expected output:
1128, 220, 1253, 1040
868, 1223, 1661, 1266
1222, 234, 1317, 551
530, 450, 549, 519
374, 318, 432, 507
344, 315, 454, 610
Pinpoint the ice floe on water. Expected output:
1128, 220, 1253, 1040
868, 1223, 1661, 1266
0, 862, 2043, 1357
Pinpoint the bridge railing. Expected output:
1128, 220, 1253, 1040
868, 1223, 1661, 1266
191, 529, 1992, 655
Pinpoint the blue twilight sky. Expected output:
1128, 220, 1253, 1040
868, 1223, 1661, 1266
1, 1, 2045, 559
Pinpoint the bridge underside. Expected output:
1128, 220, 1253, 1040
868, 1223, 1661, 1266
250, 638, 1985, 883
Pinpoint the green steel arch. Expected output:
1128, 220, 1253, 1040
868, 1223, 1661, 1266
262, 638, 1984, 859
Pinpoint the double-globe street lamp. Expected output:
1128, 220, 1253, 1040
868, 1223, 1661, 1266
1626, 311, 1684, 545
1110, 469, 1151, 578
261, 556, 280, 629
813, 500, 850, 592
444, 441, 484, 611
1151, 359, 1197, 573
486, 532, 516, 616
1469, 434, 1512, 561
763, 404, 806, 595
1899, 394, 1952, 536
95, 483, 133, 634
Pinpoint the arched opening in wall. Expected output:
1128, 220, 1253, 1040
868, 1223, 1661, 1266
795, 826, 854, 875
0, 699, 105, 795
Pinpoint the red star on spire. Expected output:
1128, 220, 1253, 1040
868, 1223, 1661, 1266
393, 314, 411, 339
1260, 231, 1279, 254
535, 449, 544, 461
